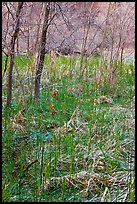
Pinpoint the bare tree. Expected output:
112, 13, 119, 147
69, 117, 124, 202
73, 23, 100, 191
93, 2, 135, 88
2, 2, 134, 104
6, 2, 24, 106
34, 2, 55, 100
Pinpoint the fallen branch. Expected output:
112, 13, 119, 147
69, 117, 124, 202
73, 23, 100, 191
23, 159, 38, 172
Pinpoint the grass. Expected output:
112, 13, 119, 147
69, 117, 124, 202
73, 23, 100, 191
2, 53, 135, 202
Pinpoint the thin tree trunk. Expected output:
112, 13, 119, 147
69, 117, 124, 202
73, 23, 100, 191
34, 2, 50, 100
34, 3, 45, 50
27, 24, 30, 54
6, 2, 23, 106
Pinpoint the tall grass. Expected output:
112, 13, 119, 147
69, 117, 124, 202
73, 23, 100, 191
2, 53, 135, 202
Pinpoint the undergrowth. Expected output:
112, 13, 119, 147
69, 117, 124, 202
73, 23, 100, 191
2, 54, 135, 202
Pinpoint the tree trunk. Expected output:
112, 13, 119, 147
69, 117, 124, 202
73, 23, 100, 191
6, 2, 23, 106
34, 2, 50, 100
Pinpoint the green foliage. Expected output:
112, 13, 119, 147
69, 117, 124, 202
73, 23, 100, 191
2, 54, 135, 202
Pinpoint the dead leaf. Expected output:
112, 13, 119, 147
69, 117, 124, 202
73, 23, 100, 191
51, 108, 57, 115
52, 89, 58, 98
50, 102, 57, 115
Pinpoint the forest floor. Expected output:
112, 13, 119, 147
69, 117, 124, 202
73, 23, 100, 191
2, 54, 135, 202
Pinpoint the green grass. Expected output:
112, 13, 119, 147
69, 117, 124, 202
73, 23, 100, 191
2, 54, 135, 202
